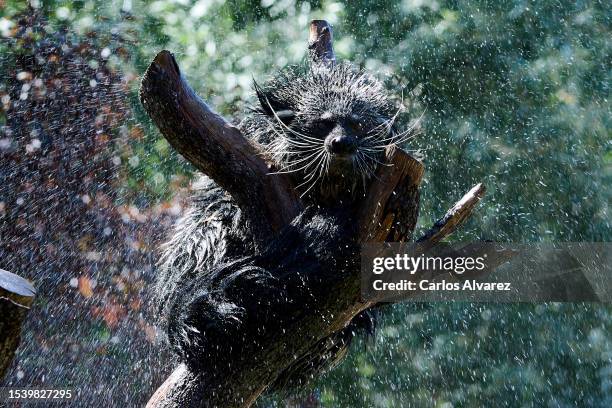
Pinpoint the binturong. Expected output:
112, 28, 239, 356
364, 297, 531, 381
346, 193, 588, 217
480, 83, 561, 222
154, 20, 420, 394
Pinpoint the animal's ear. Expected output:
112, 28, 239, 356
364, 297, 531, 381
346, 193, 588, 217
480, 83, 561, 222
253, 80, 295, 124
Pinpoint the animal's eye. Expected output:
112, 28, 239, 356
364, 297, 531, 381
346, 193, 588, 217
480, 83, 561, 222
312, 119, 335, 134
275, 109, 295, 124
347, 119, 364, 133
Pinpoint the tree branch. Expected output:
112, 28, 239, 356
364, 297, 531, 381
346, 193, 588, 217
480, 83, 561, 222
139, 50, 303, 242
0, 268, 35, 379
417, 183, 486, 244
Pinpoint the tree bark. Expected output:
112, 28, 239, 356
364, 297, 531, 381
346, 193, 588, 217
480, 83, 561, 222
0, 268, 35, 379
358, 146, 424, 243
139, 51, 303, 243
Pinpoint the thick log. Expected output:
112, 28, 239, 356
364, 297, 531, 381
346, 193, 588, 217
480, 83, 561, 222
139, 50, 303, 243
145, 364, 211, 408
0, 268, 35, 379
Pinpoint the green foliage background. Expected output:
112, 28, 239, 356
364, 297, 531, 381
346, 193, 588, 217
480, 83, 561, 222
1, 0, 610, 406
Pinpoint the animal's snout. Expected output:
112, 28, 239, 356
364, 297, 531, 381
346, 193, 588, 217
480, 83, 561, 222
326, 134, 357, 156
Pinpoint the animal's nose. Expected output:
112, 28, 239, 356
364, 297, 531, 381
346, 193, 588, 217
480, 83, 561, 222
327, 135, 357, 155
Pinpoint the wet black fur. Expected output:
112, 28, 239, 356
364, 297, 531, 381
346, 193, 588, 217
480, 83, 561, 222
155, 62, 406, 392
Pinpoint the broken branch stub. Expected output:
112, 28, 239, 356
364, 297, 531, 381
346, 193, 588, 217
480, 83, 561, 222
417, 183, 486, 245
308, 20, 336, 66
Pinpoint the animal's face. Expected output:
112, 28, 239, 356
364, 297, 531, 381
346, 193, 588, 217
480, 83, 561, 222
250, 63, 415, 200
